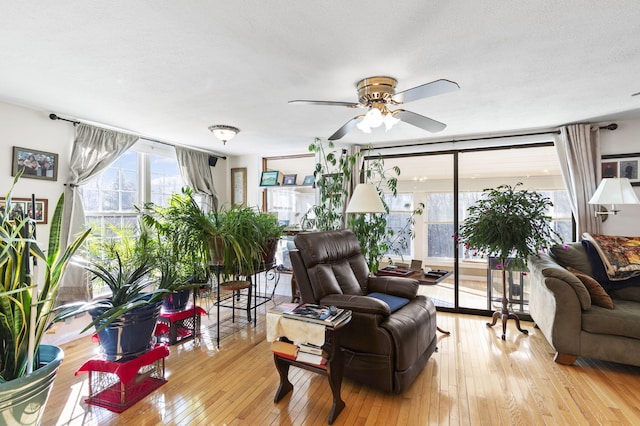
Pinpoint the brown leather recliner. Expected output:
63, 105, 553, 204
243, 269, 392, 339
290, 229, 437, 394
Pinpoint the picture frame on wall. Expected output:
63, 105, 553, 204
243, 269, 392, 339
282, 174, 297, 186
0, 197, 48, 224
231, 167, 247, 206
12, 146, 59, 181
260, 170, 280, 186
602, 153, 640, 186
302, 175, 315, 186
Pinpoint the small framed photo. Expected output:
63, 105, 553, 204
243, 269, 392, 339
260, 170, 280, 187
602, 153, 640, 186
12, 146, 58, 181
282, 174, 297, 186
302, 175, 315, 186
0, 197, 48, 224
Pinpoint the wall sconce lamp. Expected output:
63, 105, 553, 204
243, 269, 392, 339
208, 125, 239, 145
346, 183, 386, 214
588, 178, 640, 222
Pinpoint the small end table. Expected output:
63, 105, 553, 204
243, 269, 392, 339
272, 316, 351, 425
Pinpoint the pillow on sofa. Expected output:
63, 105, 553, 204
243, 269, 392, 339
567, 266, 614, 309
551, 243, 593, 276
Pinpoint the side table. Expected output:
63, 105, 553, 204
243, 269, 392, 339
271, 316, 351, 425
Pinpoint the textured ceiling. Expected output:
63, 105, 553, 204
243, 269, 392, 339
1, 1, 639, 157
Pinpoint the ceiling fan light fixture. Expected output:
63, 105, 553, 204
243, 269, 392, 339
208, 125, 240, 145
357, 120, 372, 133
383, 112, 400, 131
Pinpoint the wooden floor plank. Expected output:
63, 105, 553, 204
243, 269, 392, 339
43, 300, 640, 426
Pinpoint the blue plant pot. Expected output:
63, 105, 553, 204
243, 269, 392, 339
90, 300, 162, 361
0, 345, 64, 426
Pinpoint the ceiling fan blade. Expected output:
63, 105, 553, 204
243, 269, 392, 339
394, 109, 447, 133
288, 100, 362, 108
328, 115, 364, 140
393, 79, 460, 104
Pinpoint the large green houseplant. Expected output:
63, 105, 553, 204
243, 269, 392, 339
159, 188, 284, 278
308, 139, 423, 273
457, 183, 562, 339
55, 221, 198, 360
0, 173, 90, 424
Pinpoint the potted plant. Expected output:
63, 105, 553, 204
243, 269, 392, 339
457, 183, 563, 339
140, 189, 213, 311
0, 173, 90, 425
55, 224, 198, 360
254, 211, 285, 268
309, 139, 424, 273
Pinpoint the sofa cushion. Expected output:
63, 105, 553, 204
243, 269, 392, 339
551, 243, 593, 276
534, 254, 591, 310
582, 299, 640, 340
567, 267, 614, 309
610, 286, 640, 303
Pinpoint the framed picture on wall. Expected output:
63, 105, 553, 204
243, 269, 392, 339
0, 197, 48, 224
602, 153, 640, 186
302, 175, 315, 186
260, 170, 280, 186
282, 174, 297, 186
12, 146, 59, 181
231, 167, 247, 206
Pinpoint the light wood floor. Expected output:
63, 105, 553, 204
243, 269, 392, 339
43, 299, 640, 426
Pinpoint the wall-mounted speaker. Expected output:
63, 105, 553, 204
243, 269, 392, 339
208, 156, 219, 167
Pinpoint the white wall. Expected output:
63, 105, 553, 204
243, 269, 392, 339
0, 101, 75, 245
599, 120, 640, 236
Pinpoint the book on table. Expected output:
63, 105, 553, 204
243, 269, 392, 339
295, 350, 327, 366
270, 340, 298, 360
298, 342, 324, 356
282, 304, 351, 328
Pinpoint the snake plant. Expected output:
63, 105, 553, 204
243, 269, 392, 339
0, 173, 90, 382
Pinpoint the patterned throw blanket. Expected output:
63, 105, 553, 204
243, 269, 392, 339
582, 233, 640, 280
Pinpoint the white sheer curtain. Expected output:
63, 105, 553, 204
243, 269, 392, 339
58, 124, 139, 302
554, 124, 601, 237
175, 146, 218, 211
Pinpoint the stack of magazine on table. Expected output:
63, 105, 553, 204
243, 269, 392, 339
281, 303, 351, 328
270, 340, 328, 367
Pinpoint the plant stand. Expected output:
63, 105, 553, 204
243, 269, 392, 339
157, 305, 205, 345
75, 344, 169, 413
486, 268, 529, 340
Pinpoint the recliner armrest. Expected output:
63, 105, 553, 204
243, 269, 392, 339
367, 276, 419, 299
319, 294, 391, 316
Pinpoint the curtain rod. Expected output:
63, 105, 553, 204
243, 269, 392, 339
373, 123, 618, 151
48, 113, 227, 160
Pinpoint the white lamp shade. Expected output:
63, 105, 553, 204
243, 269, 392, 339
346, 183, 386, 213
588, 178, 640, 205
212, 128, 237, 142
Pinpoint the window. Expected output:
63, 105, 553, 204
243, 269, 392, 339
82, 142, 185, 239
383, 193, 415, 258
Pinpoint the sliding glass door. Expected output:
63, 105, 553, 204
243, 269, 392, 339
375, 143, 572, 315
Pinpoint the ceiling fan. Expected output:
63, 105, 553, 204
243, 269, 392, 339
289, 76, 460, 140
